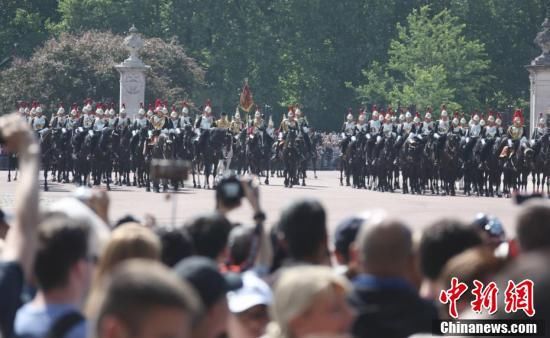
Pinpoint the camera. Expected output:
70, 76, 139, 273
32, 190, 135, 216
150, 159, 191, 180
216, 173, 256, 209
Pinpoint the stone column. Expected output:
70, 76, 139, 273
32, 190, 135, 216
115, 25, 150, 119
527, 10, 550, 137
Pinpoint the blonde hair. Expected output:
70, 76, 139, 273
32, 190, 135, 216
86, 223, 161, 315
95, 223, 161, 279
266, 266, 351, 338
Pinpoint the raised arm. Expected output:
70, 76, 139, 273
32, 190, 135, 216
0, 114, 40, 280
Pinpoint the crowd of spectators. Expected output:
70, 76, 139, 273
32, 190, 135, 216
1, 111, 550, 338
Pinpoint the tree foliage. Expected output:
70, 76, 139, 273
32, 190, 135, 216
0, 31, 204, 113
0, 0, 547, 127
353, 6, 490, 112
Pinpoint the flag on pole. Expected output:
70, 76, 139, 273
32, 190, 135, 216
239, 79, 254, 113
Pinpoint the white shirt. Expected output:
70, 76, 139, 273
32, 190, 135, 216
422, 121, 433, 135
382, 123, 393, 137
401, 121, 413, 134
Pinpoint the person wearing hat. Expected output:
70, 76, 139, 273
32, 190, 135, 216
174, 256, 242, 338
367, 106, 381, 136
31, 103, 48, 132
483, 111, 499, 141
227, 271, 272, 338
230, 107, 245, 135
266, 116, 275, 139
507, 109, 527, 151
168, 105, 180, 128
217, 112, 230, 130
65, 104, 79, 130
458, 113, 469, 137
400, 109, 414, 136
80, 99, 95, 130
355, 113, 367, 134
180, 101, 193, 128
134, 103, 150, 129
50, 103, 68, 129
152, 99, 170, 131
340, 108, 355, 155
532, 113, 547, 142
115, 104, 131, 130
421, 107, 433, 137
93, 104, 107, 131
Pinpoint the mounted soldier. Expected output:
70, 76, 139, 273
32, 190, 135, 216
80, 99, 95, 130
400, 110, 414, 137
295, 106, 312, 153
217, 112, 231, 130
169, 106, 180, 129
134, 103, 150, 130
180, 101, 193, 128
152, 99, 171, 133
507, 109, 527, 149
434, 105, 450, 163
340, 108, 355, 154
106, 103, 118, 128
230, 108, 245, 135
421, 107, 434, 137
31, 103, 48, 133
65, 104, 79, 130
116, 104, 132, 130
459, 114, 469, 137
196, 99, 215, 150
355, 111, 368, 135
532, 113, 547, 142
93, 104, 107, 131
50, 103, 67, 129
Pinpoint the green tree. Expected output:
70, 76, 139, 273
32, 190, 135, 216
0, 31, 204, 114
353, 6, 490, 113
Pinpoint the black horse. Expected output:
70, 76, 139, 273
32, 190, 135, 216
283, 129, 299, 188
196, 128, 229, 189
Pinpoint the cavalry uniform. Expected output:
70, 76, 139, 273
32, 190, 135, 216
382, 119, 394, 139
355, 115, 368, 134
31, 114, 48, 132
230, 115, 245, 134
437, 119, 450, 134
532, 114, 546, 142
153, 114, 170, 131
93, 117, 107, 131
217, 116, 231, 129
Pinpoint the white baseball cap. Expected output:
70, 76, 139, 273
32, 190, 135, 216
227, 271, 272, 314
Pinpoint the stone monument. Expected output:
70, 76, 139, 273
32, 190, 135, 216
527, 4, 550, 136
115, 25, 150, 119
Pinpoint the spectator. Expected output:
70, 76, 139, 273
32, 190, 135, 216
418, 219, 483, 299
516, 200, 550, 252
185, 213, 233, 263
156, 226, 194, 267
0, 209, 10, 241
333, 216, 364, 279
89, 259, 200, 338
86, 223, 161, 315
265, 265, 355, 338
227, 225, 255, 268
227, 271, 272, 338
350, 219, 438, 338
174, 256, 242, 338
455, 250, 550, 338
276, 199, 330, 266
0, 114, 40, 338
437, 246, 507, 319
14, 212, 99, 338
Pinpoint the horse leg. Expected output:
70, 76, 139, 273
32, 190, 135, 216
44, 168, 49, 191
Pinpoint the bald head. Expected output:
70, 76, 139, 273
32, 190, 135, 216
357, 219, 413, 276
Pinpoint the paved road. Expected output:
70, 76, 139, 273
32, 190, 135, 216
0, 170, 525, 236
